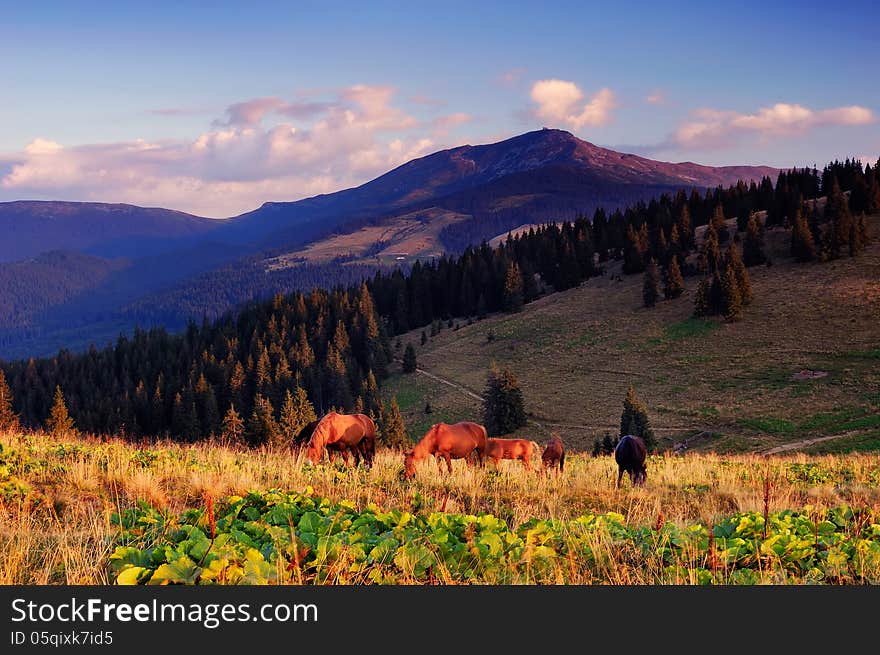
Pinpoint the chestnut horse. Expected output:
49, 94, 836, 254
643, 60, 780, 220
541, 434, 565, 475
306, 412, 376, 467
485, 438, 537, 471
403, 421, 487, 479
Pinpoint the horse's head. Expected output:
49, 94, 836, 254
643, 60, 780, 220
630, 465, 648, 486
403, 450, 416, 479
305, 416, 331, 465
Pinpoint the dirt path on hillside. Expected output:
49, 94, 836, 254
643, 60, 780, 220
762, 430, 867, 454
415, 368, 484, 402
415, 367, 691, 434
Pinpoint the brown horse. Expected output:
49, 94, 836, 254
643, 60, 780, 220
614, 434, 647, 487
541, 433, 565, 475
485, 438, 536, 471
306, 412, 377, 467
403, 421, 487, 479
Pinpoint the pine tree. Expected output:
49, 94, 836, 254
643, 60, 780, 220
619, 386, 655, 451
698, 224, 721, 275
664, 257, 684, 299
642, 259, 660, 308
725, 242, 752, 305
0, 370, 20, 432
742, 214, 766, 267
693, 278, 712, 317
791, 211, 817, 262
825, 178, 852, 260
402, 343, 417, 374
379, 396, 408, 449
246, 394, 279, 446
482, 364, 527, 436
221, 404, 244, 444
278, 389, 302, 447
720, 265, 743, 321
502, 261, 524, 312
47, 386, 76, 438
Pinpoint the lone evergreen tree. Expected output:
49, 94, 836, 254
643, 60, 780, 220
642, 259, 660, 308
742, 214, 766, 267
47, 386, 76, 438
664, 257, 684, 299
221, 404, 244, 444
482, 364, 527, 436
402, 343, 417, 373
0, 370, 19, 432
379, 396, 408, 449
619, 386, 655, 451
720, 265, 743, 321
791, 211, 816, 262
725, 242, 752, 305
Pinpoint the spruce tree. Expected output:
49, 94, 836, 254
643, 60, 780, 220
619, 386, 655, 451
0, 370, 19, 432
246, 394, 279, 446
402, 343, 417, 373
47, 386, 76, 439
278, 389, 302, 446
503, 261, 524, 312
482, 364, 527, 436
379, 396, 408, 449
642, 259, 660, 308
720, 265, 743, 321
742, 214, 766, 267
825, 178, 852, 259
664, 257, 684, 299
725, 242, 752, 305
693, 278, 712, 317
791, 211, 817, 262
221, 404, 245, 444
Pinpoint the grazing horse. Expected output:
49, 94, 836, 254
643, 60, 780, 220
403, 422, 487, 479
295, 419, 374, 466
541, 434, 565, 475
485, 438, 537, 471
614, 435, 647, 487
306, 412, 377, 467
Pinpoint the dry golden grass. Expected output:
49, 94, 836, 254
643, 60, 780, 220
386, 215, 880, 453
2, 430, 879, 584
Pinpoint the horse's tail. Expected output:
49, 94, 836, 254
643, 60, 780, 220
560, 450, 565, 472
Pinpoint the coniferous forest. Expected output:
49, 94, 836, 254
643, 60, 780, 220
1, 156, 877, 442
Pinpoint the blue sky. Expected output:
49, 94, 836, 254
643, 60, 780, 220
1, 0, 878, 216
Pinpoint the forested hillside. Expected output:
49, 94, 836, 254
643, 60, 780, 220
2, 156, 877, 443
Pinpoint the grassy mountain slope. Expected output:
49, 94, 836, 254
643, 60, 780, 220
383, 214, 880, 454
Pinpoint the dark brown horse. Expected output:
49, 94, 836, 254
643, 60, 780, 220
541, 433, 565, 475
485, 438, 537, 471
403, 421, 487, 479
306, 412, 377, 467
614, 435, 647, 487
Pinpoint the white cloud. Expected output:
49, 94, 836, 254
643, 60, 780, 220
0, 85, 443, 217
675, 102, 875, 149
530, 79, 616, 129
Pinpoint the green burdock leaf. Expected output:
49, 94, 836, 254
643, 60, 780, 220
147, 555, 200, 585
116, 566, 150, 585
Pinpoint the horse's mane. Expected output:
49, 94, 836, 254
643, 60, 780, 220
309, 413, 335, 448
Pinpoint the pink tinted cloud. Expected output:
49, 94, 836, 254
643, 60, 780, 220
675, 102, 875, 148
0, 85, 439, 217
497, 67, 527, 86
530, 79, 617, 129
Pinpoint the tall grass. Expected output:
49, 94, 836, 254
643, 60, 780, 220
1, 430, 879, 584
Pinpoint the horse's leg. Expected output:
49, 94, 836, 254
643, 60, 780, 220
435, 455, 444, 475
617, 467, 624, 488
444, 453, 453, 475
523, 453, 531, 472
339, 446, 351, 467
